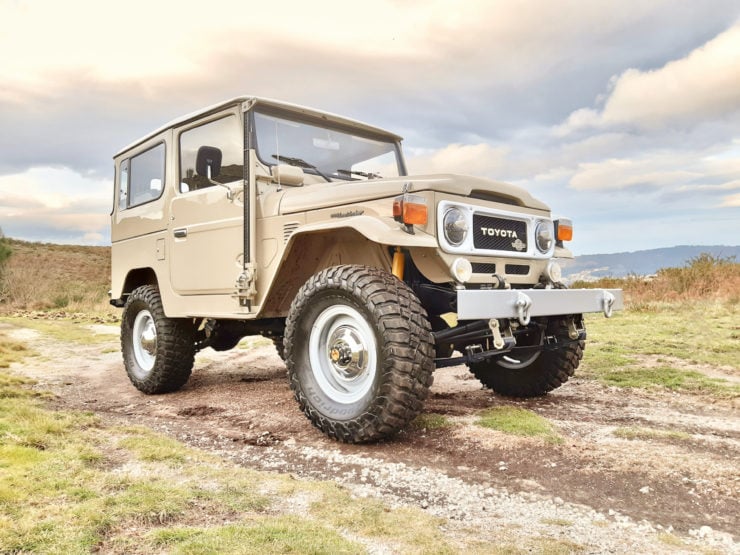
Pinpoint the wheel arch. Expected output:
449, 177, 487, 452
115, 267, 159, 306
258, 225, 421, 318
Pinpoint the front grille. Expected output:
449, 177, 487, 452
472, 214, 527, 252
505, 264, 530, 275
472, 263, 497, 274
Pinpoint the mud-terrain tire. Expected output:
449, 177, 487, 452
284, 265, 435, 443
121, 285, 195, 394
468, 318, 584, 397
273, 336, 285, 361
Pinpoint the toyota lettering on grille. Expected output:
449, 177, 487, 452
479, 227, 520, 238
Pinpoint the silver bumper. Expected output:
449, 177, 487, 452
457, 288, 623, 324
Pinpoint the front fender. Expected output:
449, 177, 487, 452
287, 215, 437, 248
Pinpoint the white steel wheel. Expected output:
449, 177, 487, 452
284, 265, 435, 443
121, 285, 196, 394
131, 309, 157, 378
309, 305, 378, 405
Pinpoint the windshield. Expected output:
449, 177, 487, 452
253, 110, 403, 181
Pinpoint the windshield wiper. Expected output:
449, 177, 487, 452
337, 169, 382, 180
272, 155, 332, 182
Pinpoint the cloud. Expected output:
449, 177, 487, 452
1, 1, 739, 252
406, 143, 510, 176
722, 192, 740, 207
0, 167, 110, 244
559, 21, 740, 134
570, 158, 700, 191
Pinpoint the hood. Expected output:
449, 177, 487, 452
279, 173, 550, 214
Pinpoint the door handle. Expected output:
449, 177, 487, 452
173, 228, 187, 238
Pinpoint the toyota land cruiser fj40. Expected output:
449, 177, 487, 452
110, 97, 622, 443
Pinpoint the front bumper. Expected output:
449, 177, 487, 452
457, 288, 623, 323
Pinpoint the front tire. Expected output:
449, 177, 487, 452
284, 265, 435, 443
468, 318, 584, 397
121, 285, 195, 394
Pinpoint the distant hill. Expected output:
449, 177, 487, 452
561, 245, 740, 281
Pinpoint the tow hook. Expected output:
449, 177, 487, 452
602, 291, 616, 318
514, 292, 532, 326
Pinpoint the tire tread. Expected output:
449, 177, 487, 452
284, 265, 434, 443
121, 285, 195, 394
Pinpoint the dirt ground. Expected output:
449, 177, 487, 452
5, 321, 739, 553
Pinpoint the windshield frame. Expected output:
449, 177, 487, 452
248, 107, 407, 181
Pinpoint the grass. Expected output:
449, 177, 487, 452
585, 301, 739, 369
0, 329, 33, 368
0, 357, 479, 554
583, 302, 739, 398
0, 238, 113, 313
476, 407, 562, 443
1, 357, 581, 554
0, 316, 116, 345
147, 517, 361, 554
597, 366, 739, 397
613, 427, 691, 442
412, 413, 453, 430
1, 241, 738, 550
310, 486, 455, 554
572, 253, 740, 305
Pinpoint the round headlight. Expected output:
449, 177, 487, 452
443, 207, 468, 246
535, 220, 553, 253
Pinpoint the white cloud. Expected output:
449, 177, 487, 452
722, 192, 740, 207
569, 158, 701, 191
0, 167, 110, 243
559, 22, 740, 133
406, 143, 510, 177
0, 1, 738, 252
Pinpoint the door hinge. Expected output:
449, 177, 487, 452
235, 263, 257, 306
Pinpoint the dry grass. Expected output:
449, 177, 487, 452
572, 253, 740, 307
0, 239, 113, 314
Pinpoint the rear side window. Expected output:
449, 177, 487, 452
120, 143, 165, 209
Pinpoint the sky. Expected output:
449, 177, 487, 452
0, 0, 739, 255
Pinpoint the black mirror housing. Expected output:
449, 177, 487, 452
196, 146, 222, 178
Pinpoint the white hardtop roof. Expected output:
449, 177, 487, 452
115, 96, 403, 158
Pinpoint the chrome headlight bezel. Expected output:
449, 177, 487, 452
535, 220, 554, 254
443, 207, 468, 246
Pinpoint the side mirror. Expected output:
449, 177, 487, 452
196, 146, 222, 179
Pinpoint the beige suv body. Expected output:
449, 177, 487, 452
111, 97, 622, 442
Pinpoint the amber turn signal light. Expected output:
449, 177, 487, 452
393, 194, 428, 226
555, 218, 573, 242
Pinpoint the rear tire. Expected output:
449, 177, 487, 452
468, 318, 584, 397
121, 285, 195, 394
284, 265, 435, 443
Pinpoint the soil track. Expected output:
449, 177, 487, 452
5, 322, 739, 553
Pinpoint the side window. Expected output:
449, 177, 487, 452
118, 159, 129, 209
127, 143, 165, 208
179, 115, 243, 193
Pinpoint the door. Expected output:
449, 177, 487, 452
169, 113, 245, 295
